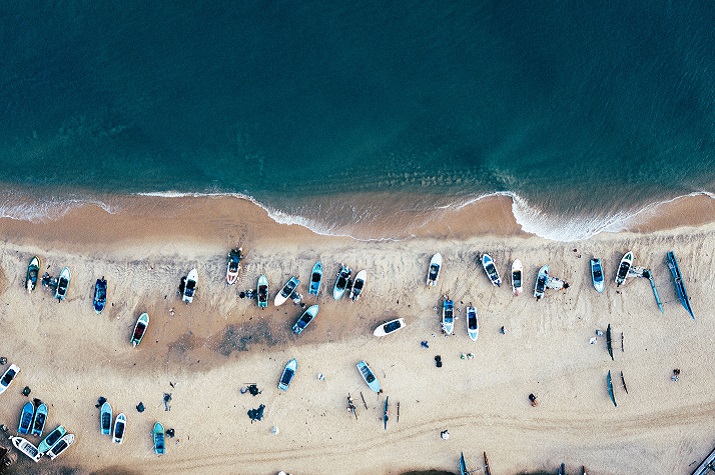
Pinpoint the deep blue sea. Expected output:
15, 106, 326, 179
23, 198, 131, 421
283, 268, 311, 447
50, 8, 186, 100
1, 1, 714, 240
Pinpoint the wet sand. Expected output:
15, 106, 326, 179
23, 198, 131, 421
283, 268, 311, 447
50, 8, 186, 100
0, 194, 714, 475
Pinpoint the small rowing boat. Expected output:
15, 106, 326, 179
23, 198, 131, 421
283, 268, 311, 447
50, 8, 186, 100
667, 251, 695, 319
615, 251, 633, 287
481, 254, 501, 287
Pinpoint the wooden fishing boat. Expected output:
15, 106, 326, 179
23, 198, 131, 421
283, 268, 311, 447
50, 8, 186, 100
153, 422, 165, 456
0, 363, 20, 395
26, 256, 41, 292
225, 247, 242, 285
373, 318, 406, 337
257, 274, 269, 308
93, 277, 107, 314
278, 358, 298, 391
182, 269, 198, 303
292, 305, 319, 335
356, 360, 380, 393
426, 253, 442, 286
615, 251, 633, 287
55, 267, 70, 301
481, 254, 502, 287
31, 402, 48, 438
349, 270, 367, 301
46, 433, 74, 460
9, 436, 41, 462
274, 276, 299, 306
309, 262, 323, 296
113, 413, 126, 444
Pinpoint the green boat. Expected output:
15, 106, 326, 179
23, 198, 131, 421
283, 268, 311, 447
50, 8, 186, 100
607, 370, 617, 408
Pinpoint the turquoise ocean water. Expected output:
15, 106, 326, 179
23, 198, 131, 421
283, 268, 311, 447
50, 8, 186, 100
1, 1, 714, 240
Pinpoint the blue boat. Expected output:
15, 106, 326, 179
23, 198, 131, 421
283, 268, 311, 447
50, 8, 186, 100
309, 262, 323, 296
153, 422, 165, 456
38, 425, 66, 453
667, 251, 695, 320
356, 360, 381, 393
18, 401, 34, 435
93, 277, 107, 314
278, 358, 298, 391
534, 265, 549, 300
590, 258, 604, 293
31, 402, 48, 437
459, 452, 469, 475
292, 305, 319, 335
100, 401, 112, 435
256, 274, 268, 308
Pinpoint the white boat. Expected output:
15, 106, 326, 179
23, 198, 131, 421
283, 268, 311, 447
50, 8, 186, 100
274, 276, 299, 306
0, 363, 20, 395
10, 436, 41, 462
591, 258, 605, 293
349, 270, 367, 301
46, 433, 74, 460
467, 306, 478, 341
113, 413, 126, 444
615, 251, 633, 287
426, 253, 442, 286
373, 318, 406, 337
257, 274, 269, 308
481, 254, 501, 287
182, 269, 198, 303
55, 267, 71, 301
442, 298, 455, 335
534, 265, 549, 300
333, 265, 352, 300
356, 360, 380, 393
225, 248, 242, 285
511, 259, 523, 296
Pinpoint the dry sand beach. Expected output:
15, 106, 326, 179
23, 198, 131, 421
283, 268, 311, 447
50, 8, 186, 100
1, 195, 715, 475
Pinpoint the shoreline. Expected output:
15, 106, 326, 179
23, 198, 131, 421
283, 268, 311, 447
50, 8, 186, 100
2, 189, 715, 245
0, 196, 714, 474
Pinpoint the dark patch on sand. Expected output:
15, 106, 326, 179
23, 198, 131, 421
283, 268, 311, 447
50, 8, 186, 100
213, 321, 278, 356
90, 467, 143, 475
167, 332, 201, 355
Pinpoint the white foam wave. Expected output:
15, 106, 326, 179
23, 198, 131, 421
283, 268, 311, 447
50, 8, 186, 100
0, 195, 117, 223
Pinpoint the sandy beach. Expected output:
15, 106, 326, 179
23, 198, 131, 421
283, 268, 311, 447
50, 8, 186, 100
1, 194, 715, 475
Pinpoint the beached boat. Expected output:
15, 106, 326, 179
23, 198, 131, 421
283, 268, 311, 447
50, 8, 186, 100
55, 267, 70, 301
383, 396, 389, 430
0, 363, 20, 395
100, 402, 112, 435
46, 433, 74, 460
225, 247, 242, 285
26, 256, 41, 293
182, 268, 198, 304
292, 305, 319, 335
350, 269, 367, 301
113, 413, 126, 444
511, 259, 523, 296
131, 313, 149, 347
93, 277, 107, 314
18, 401, 34, 435
607, 370, 617, 407
615, 251, 633, 287
278, 358, 298, 391
257, 274, 268, 308
559, 462, 565, 475
667, 251, 695, 320
274, 276, 299, 306
153, 422, 165, 456
459, 452, 469, 475
309, 262, 323, 296
481, 254, 501, 287
534, 265, 549, 300
606, 324, 614, 361
10, 436, 41, 462
356, 360, 381, 393
38, 425, 66, 453
442, 298, 455, 334
333, 265, 352, 300
590, 258, 605, 293
31, 402, 48, 438
467, 306, 478, 342
373, 318, 406, 337
426, 253, 442, 287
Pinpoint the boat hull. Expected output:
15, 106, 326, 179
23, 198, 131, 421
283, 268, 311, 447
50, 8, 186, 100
467, 307, 479, 342
10, 436, 41, 462
26, 256, 41, 292
350, 269, 367, 301
590, 258, 605, 293
31, 402, 48, 437
100, 402, 112, 435
534, 265, 549, 299
18, 401, 34, 435
38, 425, 66, 453
373, 318, 406, 337
47, 433, 74, 460
426, 253, 442, 286
153, 422, 165, 455
274, 276, 299, 306
309, 262, 323, 295
356, 360, 381, 393
257, 274, 268, 308
55, 267, 71, 301
442, 299, 455, 335
278, 358, 298, 391
182, 269, 198, 303
333, 266, 351, 300
481, 254, 502, 287
511, 259, 523, 296
615, 251, 633, 286
131, 313, 149, 347
113, 413, 126, 444
292, 305, 320, 334
93, 278, 107, 314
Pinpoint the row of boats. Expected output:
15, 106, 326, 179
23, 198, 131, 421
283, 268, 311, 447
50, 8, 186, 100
427, 250, 695, 316
277, 358, 382, 394
99, 402, 166, 455
272, 263, 367, 306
